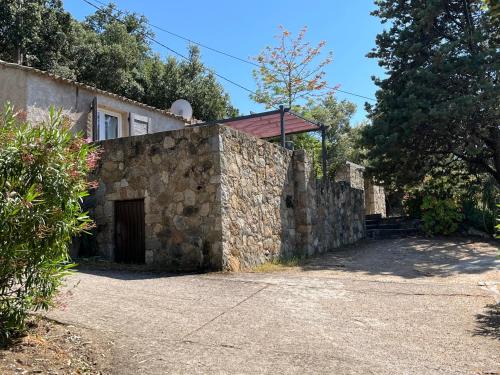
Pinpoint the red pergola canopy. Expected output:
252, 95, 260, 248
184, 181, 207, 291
197, 108, 328, 176
202, 109, 321, 139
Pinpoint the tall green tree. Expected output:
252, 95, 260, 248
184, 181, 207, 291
140, 47, 238, 121
0, 1, 237, 121
296, 96, 363, 174
0, 0, 72, 71
71, 3, 151, 100
363, 0, 500, 186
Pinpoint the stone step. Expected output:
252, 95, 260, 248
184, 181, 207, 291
365, 214, 383, 221
366, 228, 419, 239
365, 219, 382, 226
366, 223, 401, 230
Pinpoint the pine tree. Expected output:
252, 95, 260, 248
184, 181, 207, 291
363, 0, 499, 186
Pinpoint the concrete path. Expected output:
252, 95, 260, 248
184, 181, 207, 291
48, 237, 499, 374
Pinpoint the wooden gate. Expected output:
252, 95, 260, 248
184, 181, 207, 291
114, 199, 145, 264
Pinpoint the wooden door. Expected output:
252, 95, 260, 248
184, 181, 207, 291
114, 199, 145, 264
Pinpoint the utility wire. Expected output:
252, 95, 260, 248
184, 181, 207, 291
91, 0, 262, 69
81, 0, 259, 98
83, 0, 376, 102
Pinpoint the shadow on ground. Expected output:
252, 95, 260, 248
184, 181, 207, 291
299, 237, 499, 279
74, 259, 200, 280
474, 303, 500, 340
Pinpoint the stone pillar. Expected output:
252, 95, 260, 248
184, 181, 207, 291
292, 150, 314, 257
335, 161, 365, 190
364, 179, 386, 217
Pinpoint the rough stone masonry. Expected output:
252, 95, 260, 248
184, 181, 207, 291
85, 125, 365, 271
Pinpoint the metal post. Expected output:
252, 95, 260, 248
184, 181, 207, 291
279, 105, 285, 147
321, 125, 327, 179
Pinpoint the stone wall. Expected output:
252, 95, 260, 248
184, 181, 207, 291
218, 128, 365, 271
88, 125, 223, 271
294, 151, 365, 257
219, 127, 296, 270
335, 161, 365, 190
85, 125, 366, 271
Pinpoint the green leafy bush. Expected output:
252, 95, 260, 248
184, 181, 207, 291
420, 196, 464, 235
404, 174, 499, 236
462, 200, 496, 235
0, 104, 99, 345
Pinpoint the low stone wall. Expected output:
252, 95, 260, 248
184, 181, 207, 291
293, 151, 365, 257
219, 127, 296, 270
85, 125, 366, 271
218, 129, 365, 271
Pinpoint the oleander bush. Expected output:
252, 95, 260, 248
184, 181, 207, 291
0, 104, 99, 345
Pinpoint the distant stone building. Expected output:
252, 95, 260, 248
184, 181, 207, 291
335, 162, 387, 218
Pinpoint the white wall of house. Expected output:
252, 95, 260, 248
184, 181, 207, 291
0, 65, 28, 111
0, 62, 187, 139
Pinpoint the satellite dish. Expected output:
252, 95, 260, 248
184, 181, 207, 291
170, 99, 193, 121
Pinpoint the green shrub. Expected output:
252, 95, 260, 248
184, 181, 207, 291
420, 196, 463, 235
462, 200, 496, 234
404, 191, 423, 219
0, 104, 99, 345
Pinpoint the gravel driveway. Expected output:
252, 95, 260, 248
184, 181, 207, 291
48, 237, 499, 374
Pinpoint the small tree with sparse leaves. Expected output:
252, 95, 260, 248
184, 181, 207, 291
252, 25, 334, 108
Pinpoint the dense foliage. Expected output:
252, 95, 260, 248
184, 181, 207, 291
363, 0, 500, 186
403, 172, 498, 235
0, 1, 236, 121
496, 204, 500, 239
420, 197, 463, 235
0, 104, 98, 344
294, 96, 367, 175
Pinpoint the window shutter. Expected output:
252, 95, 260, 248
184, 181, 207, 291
130, 113, 150, 136
91, 97, 98, 141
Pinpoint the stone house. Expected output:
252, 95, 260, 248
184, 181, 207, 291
1, 61, 369, 271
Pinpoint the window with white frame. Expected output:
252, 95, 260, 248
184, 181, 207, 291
97, 109, 122, 140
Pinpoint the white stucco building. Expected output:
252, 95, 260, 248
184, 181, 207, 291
0, 60, 190, 140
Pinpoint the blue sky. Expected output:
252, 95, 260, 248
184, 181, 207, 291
64, 0, 385, 123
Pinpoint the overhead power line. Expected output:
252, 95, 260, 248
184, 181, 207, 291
82, 0, 377, 102
81, 0, 258, 98
91, 0, 262, 69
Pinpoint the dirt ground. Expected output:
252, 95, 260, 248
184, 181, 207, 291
0, 317, 112, 374
38, 237, 500, 374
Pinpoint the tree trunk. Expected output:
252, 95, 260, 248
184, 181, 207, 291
16, 47, 23, 65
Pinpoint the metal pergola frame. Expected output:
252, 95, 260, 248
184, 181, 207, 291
198, 106, 329, 177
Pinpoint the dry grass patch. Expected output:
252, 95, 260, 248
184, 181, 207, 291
252, 257, 303, 272
0, 317, 111, 374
